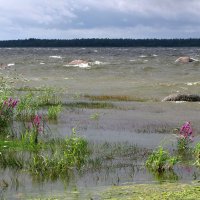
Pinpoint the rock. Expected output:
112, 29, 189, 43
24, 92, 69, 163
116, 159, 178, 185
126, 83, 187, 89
162, 94, 200, 102
175, 56, 198, 63
68, 59, 88, 65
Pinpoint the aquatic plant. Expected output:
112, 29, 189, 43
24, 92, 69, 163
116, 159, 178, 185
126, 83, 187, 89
176, 122, 194, 152
194, 143, 200, 167
146, 146, 178, 173
47, 104, 62, 120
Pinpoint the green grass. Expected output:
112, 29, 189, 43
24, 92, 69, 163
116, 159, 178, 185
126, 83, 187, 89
102, 183, 200, 200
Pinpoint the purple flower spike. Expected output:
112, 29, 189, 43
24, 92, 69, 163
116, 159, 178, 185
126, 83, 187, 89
179, 121, 193, 141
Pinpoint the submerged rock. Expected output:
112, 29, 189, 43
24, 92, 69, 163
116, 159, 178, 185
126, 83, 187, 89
175, 56, 198, 63
162, 94, 200, 102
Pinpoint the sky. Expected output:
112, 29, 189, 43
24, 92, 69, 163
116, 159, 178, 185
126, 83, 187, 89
0, 0, 200, 40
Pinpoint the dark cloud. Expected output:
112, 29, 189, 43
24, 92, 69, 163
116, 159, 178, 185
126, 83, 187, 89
0, 0, 200, 39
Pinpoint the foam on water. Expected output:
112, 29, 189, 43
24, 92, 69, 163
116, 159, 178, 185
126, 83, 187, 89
49, 55, 62, 59
186, 81, 200, 86
7, 63, 15, 66
139, 55, 147, 58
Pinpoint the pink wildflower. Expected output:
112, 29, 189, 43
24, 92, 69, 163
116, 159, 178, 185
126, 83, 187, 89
179, 121, 193, 141
33, 115, 42, 126
33, 114, 43, 133
11, 99, 18, 108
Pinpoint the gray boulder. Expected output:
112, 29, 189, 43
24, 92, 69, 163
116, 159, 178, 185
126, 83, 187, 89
162, 94, 200, 102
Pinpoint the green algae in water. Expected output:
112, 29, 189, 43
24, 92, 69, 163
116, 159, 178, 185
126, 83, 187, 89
102, 183, 200, 200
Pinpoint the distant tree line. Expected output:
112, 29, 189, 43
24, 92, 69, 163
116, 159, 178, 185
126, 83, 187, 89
1, 38, 200, 47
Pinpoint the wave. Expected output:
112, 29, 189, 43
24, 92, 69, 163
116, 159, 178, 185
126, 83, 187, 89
64, 63, 91, 69
139, 55, 147, 58
7, 63, 15, 66
49, 56, 62, 59
64, 60, 91, 69
186, 81, 200, 86
64, 59, 105, 69
90, 60, 105, 65
129, 59, 148, 64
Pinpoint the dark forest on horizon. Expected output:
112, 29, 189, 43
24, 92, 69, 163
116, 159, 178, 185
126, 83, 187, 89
1, 38, 200, 47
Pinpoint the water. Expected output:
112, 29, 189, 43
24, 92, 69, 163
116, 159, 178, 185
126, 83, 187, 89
1, 47, 200, 199
1, 47, 200, 98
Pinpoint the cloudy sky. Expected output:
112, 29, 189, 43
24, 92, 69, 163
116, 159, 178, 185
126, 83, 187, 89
0, 0, 200, 40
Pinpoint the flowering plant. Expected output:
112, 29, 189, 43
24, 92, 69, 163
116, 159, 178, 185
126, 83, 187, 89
177, 121, 194, 151
27, 114, 43, 144
0, 97, 18, 129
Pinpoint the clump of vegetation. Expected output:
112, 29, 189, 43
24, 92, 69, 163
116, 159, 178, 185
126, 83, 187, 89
146, 146, 178, 173
194, 143, 200, 167
47, 104, 62, 120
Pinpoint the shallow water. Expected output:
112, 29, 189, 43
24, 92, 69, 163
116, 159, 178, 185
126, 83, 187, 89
1, 47, 200, 199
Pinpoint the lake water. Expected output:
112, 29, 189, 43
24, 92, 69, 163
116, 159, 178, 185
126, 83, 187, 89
1, 47, 200, 99
1, 47, 200, 199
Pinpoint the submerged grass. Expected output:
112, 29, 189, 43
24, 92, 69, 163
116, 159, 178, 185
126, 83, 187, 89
102, 183, 200, 200
64, 101, 116, 109
86, 142, 150, 171
84, 94, 149, 102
